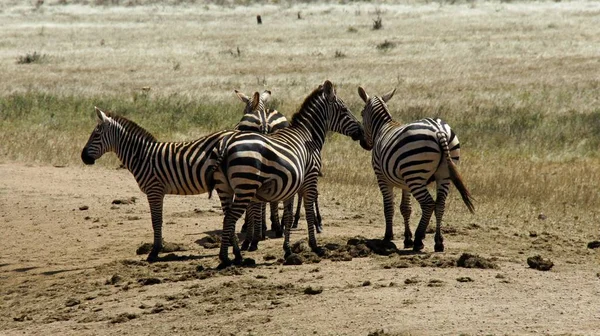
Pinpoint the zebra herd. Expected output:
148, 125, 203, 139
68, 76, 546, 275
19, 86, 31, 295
81, 80, 474, 269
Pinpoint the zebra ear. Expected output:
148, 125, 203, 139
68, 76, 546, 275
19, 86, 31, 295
251, 92, 261, 111
323, 80, 336, 102
95, 106, 108, 123
358, 87, 369, 103
234, 90, 250, 104
260, 90, 271, 104
381, 88, 396, 103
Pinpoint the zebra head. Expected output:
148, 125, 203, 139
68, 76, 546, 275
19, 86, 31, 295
320, 80, 369, 149
235, 89, 271, 134
357, 86, 396, 150
81, 107, 115, 165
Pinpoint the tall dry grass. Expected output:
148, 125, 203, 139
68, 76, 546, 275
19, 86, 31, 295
1, 1, 600, 224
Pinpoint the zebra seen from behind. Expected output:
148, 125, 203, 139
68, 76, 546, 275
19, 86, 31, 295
209, 80, 369, 268
235, 89, 289, 238
357, 86, 474, 252
81, 107, 234, 262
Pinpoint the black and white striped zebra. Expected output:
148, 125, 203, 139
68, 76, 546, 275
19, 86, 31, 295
358, 87, 474, 252
81, 107, 234, 262
235, 89, 326, 237
209, 80, 368, 268
235, 89, 288, 238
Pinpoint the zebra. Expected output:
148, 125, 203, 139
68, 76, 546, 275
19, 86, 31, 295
208, 80, 369, 268
235, 89, 326, 237
234, 89, 288, 238
357, 86, 474, 252
81, 107, 236, 262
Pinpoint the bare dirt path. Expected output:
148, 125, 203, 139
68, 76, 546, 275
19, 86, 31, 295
1, 163, 599, 336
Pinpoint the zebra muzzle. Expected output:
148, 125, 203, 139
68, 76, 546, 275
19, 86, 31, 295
81, 148, 96, 165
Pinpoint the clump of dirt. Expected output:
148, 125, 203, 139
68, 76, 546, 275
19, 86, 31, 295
197, 235, 221, 249
106, 274, 123, 285
241, 258, 256, 267
587, 241, 600, 249
303, 286, 323, 295
283, 253, 304, 265
457, 276, 474, 282
527, 255, 554, 271
135, 241, 187, 255
385, 254, 456, 269
138, 277, 162, 286
347, 236, 397, 256
110, 313, 138, 324
291, 240, 309, 254
427, 279, 444, 287
457, 253, 498, 269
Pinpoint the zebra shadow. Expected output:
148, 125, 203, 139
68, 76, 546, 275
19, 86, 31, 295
152, 253, 217, 263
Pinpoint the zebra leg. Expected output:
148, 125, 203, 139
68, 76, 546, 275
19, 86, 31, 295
241, 202, 258, 251
282, 199, 295, 258
261, 202, 267, 240
218, 197, 248, 269
412, 187, 436, 252
250, 202, 263, 251
377, 179, 396, 241
315, 195, 323, 233
146, 192, 165, 262
270, 201, 283, 237
241, 211, 250, 234
434, 181, 451, 252
292, 194, 302, 229
304, 196, 324, 256
400, 190, 413, 249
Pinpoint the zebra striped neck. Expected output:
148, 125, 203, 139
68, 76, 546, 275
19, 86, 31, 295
288, 88, 328, 150
107, 115, 156, 172
366, 99, 394, 144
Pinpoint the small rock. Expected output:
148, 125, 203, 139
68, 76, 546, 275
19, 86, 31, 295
304, 286, 323, 295
362, 280, 371, 286
112, 197, 136, 205
65, 298, 80, 307
537, 213, 547, 220
107, 274, 123, 285
79, 205, 89, 211
456, 276, 473, 283
263, 254, 277, 261
427, 279, 444, 287
404, 277, 420, 285
127, 215, 141, 221
195, 265, 205, 272
527, 255, 554, 271
242, 258, 256, 267
587, 241, 600, 249
529, 231, 538, 237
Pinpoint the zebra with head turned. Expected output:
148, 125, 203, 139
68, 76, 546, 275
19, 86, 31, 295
357, 86, 474, 252
235, 89, 326, 237
208, 80, 369, 268
81, 108, 237, 262
235, 89, 288, 238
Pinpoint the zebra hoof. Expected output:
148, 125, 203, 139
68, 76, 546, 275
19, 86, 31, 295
384, 234, 394, 242
248, 243, 259, 252
283, 249, 292, 259
412, 241, 424, 252
311, 246, 325, 257
316, 225, 324, 234
233, 256, 243, 266
403, 239, 414, 249
146, 249, 160, 263
241, 240, 250, 251
434, 243, 444, 253
217, 259, 232, 270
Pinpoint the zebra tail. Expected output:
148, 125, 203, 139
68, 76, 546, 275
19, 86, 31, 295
207, 132, 235, 199
436, 131, 475, 214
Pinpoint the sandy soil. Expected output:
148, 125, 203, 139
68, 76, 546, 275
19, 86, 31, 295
0, 162, 599, 336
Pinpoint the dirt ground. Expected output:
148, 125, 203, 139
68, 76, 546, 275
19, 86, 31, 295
1, 162, 599, 336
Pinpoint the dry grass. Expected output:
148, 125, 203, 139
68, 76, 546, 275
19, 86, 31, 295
1, 0, 600, 229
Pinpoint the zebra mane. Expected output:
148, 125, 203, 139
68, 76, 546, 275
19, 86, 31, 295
105, 112, 158, 143
290, 85, 324, 126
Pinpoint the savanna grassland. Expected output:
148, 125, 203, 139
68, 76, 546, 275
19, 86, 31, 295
1, 1, 600, 335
